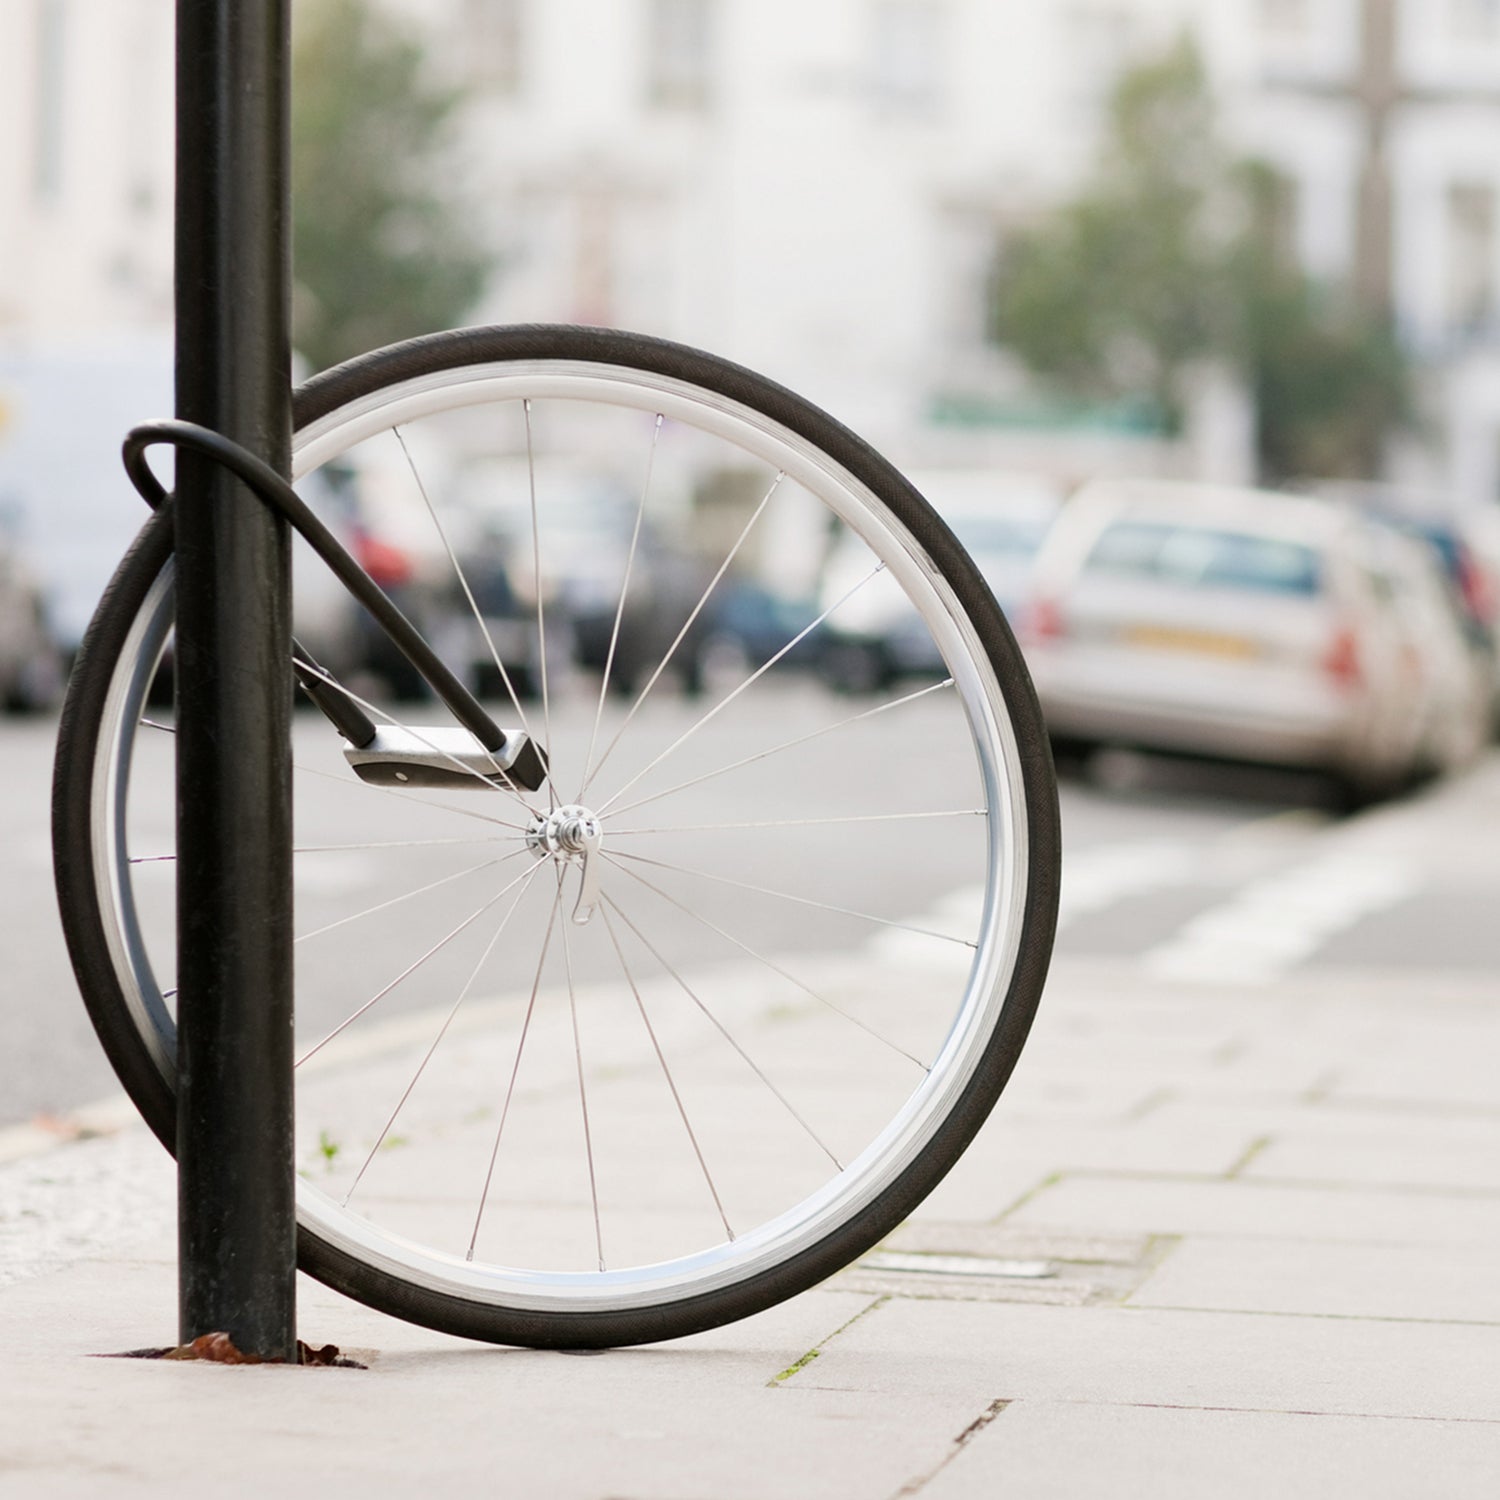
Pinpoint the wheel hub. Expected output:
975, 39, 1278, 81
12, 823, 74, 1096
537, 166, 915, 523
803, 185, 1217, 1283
527, 804, 602, 859
527, 804, 604, 925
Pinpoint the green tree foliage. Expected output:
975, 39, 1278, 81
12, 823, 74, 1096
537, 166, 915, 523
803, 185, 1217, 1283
1228, 163, 1411, 480
990, 39, 1410, 480
292, 0, 491, 372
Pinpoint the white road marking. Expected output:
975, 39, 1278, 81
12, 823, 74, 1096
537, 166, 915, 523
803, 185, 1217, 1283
871, 821, 1419, 987
1143, 852, 1421, 986
1055, 840, 1201, 931
866, 840, 1201, 969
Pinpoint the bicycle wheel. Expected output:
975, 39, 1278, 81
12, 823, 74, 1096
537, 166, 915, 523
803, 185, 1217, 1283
53, 325, 1058, 1347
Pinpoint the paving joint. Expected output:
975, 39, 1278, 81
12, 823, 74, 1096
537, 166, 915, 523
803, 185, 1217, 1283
888, 1398, 1011, 1500
768, 1294, 888, 1387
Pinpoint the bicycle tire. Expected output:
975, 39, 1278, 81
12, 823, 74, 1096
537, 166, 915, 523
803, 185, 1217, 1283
53, 324, 1059, 1347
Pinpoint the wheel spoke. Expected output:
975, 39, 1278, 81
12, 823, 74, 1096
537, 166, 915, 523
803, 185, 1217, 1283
130, 834, 519, 866
341, 862, 544, 1207
603, 894, 842, 1169
393, 424, 543, 762
288, 836, 519, 853
594, 562, 887, 817
523, 400, 557, 810
469, 877, 564, 1262
604, 677, 956, 821
580, 471, 783, 796
610, 808, 987, 836
605, 853, 928, 1069
559, 882, 605, 1272
295, 851, 525, 945
598, 904, 735, 1241
296, 860, 540, 1067
579, 414, 661, 801
142, 710, 530, 831
606, 848, 977, 948
289, 840, 525, 852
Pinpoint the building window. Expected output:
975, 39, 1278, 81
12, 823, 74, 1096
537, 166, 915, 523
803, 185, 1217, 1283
929, 205, 999, 357
1064, 4, 1141, 112
464, 0, 523, 93
870, 1, 946, 116
1258, 0, 1313, 39
1446, 181, 1496, 334
33, 0, 67, 204
1450, 0, 1500, 45
645, 0, 714, 111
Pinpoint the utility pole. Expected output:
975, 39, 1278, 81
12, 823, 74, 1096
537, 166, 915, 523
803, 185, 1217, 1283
1266, 0, 1500, 316
1350, 0, 1398, 312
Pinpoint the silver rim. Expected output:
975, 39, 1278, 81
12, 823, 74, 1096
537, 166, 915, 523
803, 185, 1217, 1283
89, 359, 1031, 1315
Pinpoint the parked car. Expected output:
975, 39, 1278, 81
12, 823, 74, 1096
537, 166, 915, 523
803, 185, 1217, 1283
819, 472, 1063, 692
360, 458, 716, 703
0, 535, 64, 712
1020, 480, 1452, 801
1365, 522, 1491, 777
694, 579, 821, 688
1308, 481, 1500, 730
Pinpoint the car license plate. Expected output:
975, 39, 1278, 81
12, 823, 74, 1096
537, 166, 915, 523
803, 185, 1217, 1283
1122, 624, 1260, 658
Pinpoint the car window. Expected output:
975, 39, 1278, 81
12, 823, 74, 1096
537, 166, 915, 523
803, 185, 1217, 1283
949, 514, 1053, 557
1082, 521, 1322, 596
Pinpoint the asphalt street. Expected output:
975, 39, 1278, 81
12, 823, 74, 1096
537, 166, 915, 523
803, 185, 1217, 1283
13, 683, 1500, 1130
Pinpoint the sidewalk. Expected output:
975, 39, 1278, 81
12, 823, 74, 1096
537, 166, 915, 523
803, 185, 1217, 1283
4, 774, 1500, 1497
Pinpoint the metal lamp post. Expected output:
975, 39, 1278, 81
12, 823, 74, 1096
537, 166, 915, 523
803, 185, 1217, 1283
172, 0, 297, 1360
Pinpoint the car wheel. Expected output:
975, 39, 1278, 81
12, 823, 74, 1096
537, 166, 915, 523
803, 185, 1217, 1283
823, 640, 890, 694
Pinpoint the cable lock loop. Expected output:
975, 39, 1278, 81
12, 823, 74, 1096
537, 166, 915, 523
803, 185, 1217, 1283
121, 420, 508, 756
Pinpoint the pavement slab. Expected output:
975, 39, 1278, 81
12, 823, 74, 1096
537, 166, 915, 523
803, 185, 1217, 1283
920, 1400, 1500, 1500
794, 1298, 1500, 1422
1243, 1133, 1500, 1193
0, 1259, 971, 1500
1129, 1236, 1500, 1323
7, 759, 1500, 1494
1002, 1171, 1500, 1247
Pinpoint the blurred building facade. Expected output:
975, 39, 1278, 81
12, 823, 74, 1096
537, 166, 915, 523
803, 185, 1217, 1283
406, 0, 1219, 479
0, 0, 176, 646
8, 0, 1500, 512
1210, 0, 1500, 508
403, 0, 1500, 509
0, 0, 175, 340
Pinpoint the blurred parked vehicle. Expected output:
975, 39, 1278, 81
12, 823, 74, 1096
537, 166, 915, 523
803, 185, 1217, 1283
563, 512, 718, 699
1021, 480, 1456, 802
0, 536, 64, 712
696, 579, 821, 688
819, 472, 1063, 692
351, 458, 719, 703
290, 459, 367, 680
1309, 482, 1500, 730
1366, 523, 1491, 777
0, 338, 173, 657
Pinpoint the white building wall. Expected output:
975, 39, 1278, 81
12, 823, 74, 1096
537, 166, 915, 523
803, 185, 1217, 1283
399, 0, 1215, 458
0, 0, 174, 341
12, 0, 1500, 503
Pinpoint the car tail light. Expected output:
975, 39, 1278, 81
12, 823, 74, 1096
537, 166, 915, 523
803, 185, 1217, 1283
355, 532, 413, 588
1026, 596, 1067, 643
1321, 624, 1363, 689
1458, 550, 1497, 627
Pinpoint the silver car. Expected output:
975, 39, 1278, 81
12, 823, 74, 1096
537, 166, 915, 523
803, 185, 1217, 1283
1021, 480, 1437, 801
819, 471, 1062, 692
